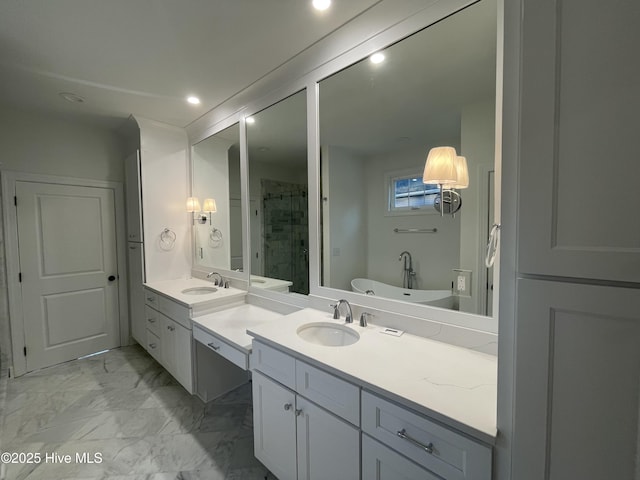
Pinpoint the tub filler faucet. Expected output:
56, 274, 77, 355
399, 251, 415, 289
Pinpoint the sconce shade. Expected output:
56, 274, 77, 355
423, 146, 458, 185
202, 198, 217, 213
450, 156, 469, 189
186, 197, 201, 212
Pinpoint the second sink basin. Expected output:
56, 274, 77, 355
181, 287, 218, 295
297, 322, 359, 347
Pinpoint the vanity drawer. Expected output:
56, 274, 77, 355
144, 305, 160, 336
250, 341, 295, 389
157, 295, 191, 329
361, 391, 491, 480
146, 329, 162, 362
362, 434, 441, 480
143, 288, 191, 329
295, 360, 360, 426
193, 325, 248, 370
144, 289, 158, 307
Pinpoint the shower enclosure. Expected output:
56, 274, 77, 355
261, 179, 309, 294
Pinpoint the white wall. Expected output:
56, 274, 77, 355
136, 117, 191, 282
459, 99, 496, 314
192, 137, 233, 269
365, 144, 461, 291
0, 107, 126, 368
323, 146, 368, 291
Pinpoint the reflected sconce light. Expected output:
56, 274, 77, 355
423, 147, 467, 216
187, 196, 216, 225
202, 198, 217, 225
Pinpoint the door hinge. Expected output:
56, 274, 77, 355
14, 196, 17, 206
23, 346, 27, 356
18, 272, 22, 283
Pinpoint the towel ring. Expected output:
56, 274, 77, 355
159, 228, 176, 251
209, 228, 223, 248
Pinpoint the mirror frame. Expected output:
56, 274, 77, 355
188, 0, 501, 332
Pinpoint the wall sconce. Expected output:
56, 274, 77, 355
186, 196, 217, 225
423, 146, 464, 216
201, 198, 217, 225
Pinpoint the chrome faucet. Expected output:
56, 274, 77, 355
206, 271, 223, 286
398, 251, 415, 289
330, 299, 353, 323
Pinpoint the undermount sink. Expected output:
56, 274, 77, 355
297, 322, 360, 347
181, 287, 217, 295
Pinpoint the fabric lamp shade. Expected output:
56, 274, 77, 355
423, 146, 458, 185
186, 197, 201, 212
450, 156, 469, 189
202, 198, 217, 213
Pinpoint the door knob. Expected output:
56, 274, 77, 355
108, 275, 116, 282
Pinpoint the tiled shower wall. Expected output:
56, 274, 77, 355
261, 179, 309, 295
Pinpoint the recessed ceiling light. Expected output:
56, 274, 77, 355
312, 0, 331, 11
246, 117, 255, 125
187, 96, 201, 105
370, 52, 385, 64
59, 92, 85, 104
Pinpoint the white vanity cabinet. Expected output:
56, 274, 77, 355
144, 288, 194, 393
251, 341, 360, 480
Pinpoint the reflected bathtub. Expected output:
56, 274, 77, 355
350, 278, 455, 309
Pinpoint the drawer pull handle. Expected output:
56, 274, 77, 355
295, 409, 303, 417
284, 403, 292, 411
148, 343, 157, 349
147, 297, 155, 302
147, 318, 156, 323
167, 325, 175, 332
397, 429, 434, 455
207, 342, 220, 351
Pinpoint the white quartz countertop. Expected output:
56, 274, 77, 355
192, 304, 284, 351
247, 308, 497, 444
144, 278, 247, 312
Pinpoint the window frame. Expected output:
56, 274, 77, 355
385, 168, 440, 216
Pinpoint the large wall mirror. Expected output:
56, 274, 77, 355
191, 123, 243, 271
247, 90, 309, 295
319, 0, 497, 317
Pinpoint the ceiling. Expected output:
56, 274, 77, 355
0, 0, 379, 130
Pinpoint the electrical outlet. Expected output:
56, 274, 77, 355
457, 275, 466, 292
452, 269, 472, 297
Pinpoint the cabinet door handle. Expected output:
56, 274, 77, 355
283, 403, 292, 411
397, 429, 434, 455
295, 409, 303, 417
167, 325, 175, 332
207, 342, 220, 351
147, 318, 155, 323
148, 343, 157, 349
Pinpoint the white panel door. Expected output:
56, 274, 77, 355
252, 371, 297, 480
295, 396, 360, 480
124, 151, 143, 242
517, 0, 640, 282
128, 243, 146, 344
514, 279, 640, 480
16, 181, 120, 372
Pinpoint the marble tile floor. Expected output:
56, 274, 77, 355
0, 345, 274, 480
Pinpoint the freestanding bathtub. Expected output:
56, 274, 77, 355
351, 278, 455, 309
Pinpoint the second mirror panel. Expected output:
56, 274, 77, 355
247, 90, 309, 295
319, 0, 497, 316
192, 123, 242, 272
